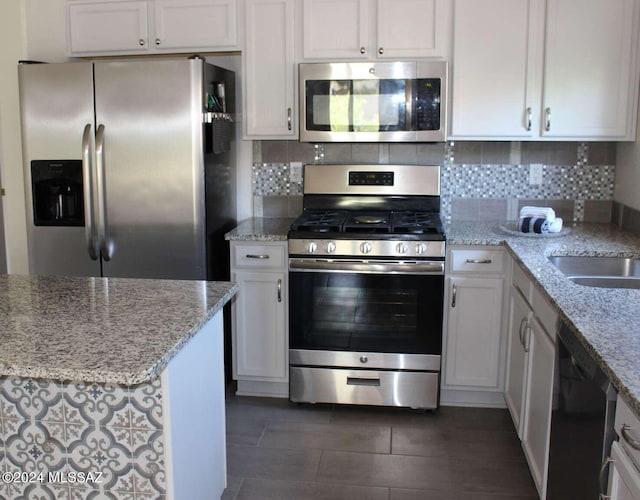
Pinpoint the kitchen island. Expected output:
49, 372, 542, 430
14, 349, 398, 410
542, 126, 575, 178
0, 274, 238, 499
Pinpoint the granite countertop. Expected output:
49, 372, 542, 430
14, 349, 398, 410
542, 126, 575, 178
226, 216, 640, 414
447, 221, 640, 415
0, 275, 238, 385
225, 217, 294, 241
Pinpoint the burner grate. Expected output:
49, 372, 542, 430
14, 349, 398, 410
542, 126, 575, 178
291, 210, 348, 233
391, 211, 442, 235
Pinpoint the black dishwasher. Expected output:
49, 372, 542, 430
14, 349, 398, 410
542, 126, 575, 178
546, 323, 617, 499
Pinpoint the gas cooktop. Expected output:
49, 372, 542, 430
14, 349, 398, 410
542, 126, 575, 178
289, 209, 445, 238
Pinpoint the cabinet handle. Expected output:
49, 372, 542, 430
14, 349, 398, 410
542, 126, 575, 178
518, 318, 527, 350
526, 107, 532, 131
347, 376, 380, 387
451, 283, 457, 308
523, 323, 531, 352
466, 259, 492, 264
287, 107, 292, 131
246, 254, 269, 259
378, 47, 384, 55
139, 39, 145, 46
545, 107, 551, 131
598, 457, 613, 500
621, 424, 640, 450
155, 38, 161, 46
277, 278, 282, 302
360, 46, 366, 54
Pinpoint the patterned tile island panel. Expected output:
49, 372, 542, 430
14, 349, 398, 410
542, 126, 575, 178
0, 377, 165, 499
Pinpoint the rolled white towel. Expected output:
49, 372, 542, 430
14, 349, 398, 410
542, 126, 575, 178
519, 206, 556, 222
518, 216, 552, 234
548, 217, 563, 233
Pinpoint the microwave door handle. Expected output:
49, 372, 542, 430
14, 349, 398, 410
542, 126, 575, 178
406, 79, 414, 131
82, 124, 99, 260
95, 124, 111, 261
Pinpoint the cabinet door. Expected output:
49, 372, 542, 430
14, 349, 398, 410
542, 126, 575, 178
450, 0, 544, 138
608, 442, 640, 500
522, 317, 556, 497
542, 0, 639, 139
302, 0, 370, 59
376, 0, 450, 59
67, 1, 149, 55
153, 0, 238, 50
233, 270, 287, 380
444, 277, 504, 389
504, 286, 532, 438
244, 0, 297, 138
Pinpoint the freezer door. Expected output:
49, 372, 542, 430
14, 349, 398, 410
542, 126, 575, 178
19, 62, 101, 277
93, 59, 207, 279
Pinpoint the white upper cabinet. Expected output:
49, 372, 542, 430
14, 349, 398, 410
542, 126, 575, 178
541, 0, 638, 139
450, 0, 640, 141
67, 0, 239, 56
153, 0, 237, 50
450, 0, 543, 138
302, 0, 451, 60
302, 0, 370, 59
243, 0, 297, 138
68, 1, 150, 54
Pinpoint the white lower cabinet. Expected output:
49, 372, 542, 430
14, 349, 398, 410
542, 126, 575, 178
442, 246, 508, 407
609, 397, 640, 499
521, 316, 556, 496
230, 241, 288, 397
608, 442, 640, 499
504, 259, 557, 498
504, 285, 532, 435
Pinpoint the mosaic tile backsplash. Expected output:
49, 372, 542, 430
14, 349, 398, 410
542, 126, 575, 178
252, 141, 616, 223
0, 377, 164, 499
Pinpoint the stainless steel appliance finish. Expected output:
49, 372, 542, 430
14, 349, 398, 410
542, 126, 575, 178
288, 164, 445, 409
546, 322, 617, 499
299, 61, 447, 143
290, 367, 440, 409
19, 59, 236, 280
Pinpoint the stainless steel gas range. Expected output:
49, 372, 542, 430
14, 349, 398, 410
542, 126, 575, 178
288, 164, 445, 410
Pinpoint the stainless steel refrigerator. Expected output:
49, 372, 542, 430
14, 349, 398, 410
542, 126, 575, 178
19, 57, 236, 281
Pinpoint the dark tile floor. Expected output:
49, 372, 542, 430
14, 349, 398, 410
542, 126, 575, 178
222, 395, 539, 500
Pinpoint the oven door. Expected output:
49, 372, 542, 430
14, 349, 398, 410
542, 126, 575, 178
288, 258, 444, 372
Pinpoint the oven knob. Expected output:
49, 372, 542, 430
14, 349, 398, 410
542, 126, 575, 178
396, 243, 408, 254
416, 243, 427, 255
360, 355, 368, 364
326, 241, 336, 253
307, 241, 318, 253
360, 242, 372, 254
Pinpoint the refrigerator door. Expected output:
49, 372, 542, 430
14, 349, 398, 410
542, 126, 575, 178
19, 62, 102, 277
93, 59, 207, 279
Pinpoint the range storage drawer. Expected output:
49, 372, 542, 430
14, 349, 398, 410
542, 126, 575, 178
232, 243, 286, 269
289, 366, 439, 409
450, 248, 504, 273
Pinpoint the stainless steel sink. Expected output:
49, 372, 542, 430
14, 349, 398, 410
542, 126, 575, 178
547, 256, 640, 289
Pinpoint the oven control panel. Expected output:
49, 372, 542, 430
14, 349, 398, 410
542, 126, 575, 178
348, 171, 394, 186
289, 239, 445, 258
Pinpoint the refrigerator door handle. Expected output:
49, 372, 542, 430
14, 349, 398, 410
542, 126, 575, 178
95, 124, 112, 261
82, 124, 99, 260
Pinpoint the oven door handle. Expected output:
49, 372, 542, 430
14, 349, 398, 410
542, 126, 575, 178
288, 259, 444, 275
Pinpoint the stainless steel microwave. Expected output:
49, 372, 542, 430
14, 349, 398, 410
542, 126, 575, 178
299, 61, 448, 142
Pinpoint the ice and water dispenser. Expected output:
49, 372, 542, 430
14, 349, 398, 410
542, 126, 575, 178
31, 160, 84, 226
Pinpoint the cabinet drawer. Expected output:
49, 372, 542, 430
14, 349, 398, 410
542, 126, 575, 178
512, 261, 533, 301
232, 243, 286, 269
615, 397, 640, 468
450, 249, 504, 273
